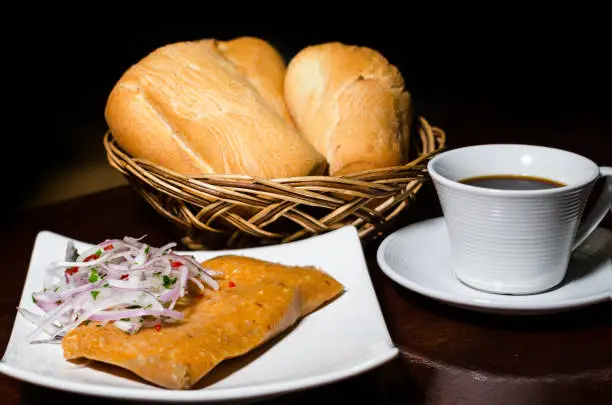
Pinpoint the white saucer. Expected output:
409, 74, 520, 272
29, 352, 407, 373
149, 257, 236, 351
377, 217, 612, 315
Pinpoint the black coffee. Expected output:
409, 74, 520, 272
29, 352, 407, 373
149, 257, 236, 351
459, 175, 565, 190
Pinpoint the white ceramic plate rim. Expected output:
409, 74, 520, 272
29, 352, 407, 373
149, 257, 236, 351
1, 227, 399, 402
0, 350, 397, 402
377, 217, 611, 312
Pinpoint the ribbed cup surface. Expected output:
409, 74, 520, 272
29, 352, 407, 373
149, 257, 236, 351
433, 181, 592, 294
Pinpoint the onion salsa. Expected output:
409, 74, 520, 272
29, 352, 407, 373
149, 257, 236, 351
19, 236, 222, 344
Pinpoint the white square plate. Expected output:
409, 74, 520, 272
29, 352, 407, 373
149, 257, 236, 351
0, 226, 398, 402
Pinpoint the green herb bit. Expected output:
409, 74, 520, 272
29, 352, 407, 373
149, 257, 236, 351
120, 318, 131, 321
89, 268, 100, 283
163, 275, 178, 289
95, 249, 102, 257
145, 246, 150, 254
91, 290, 100, 300
96, 324, 102, 328
127, 305, 141, 309
103, 283, 110, 287
32, 294, 37, 304
145, 303, 153, 309
82, 320, 90, 326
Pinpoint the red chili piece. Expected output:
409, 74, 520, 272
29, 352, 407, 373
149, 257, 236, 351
155, 324, 162, 332
228, 281, 236, 288
120, 274, 129, 280
171, 261, 182, 268
84, 253, 99, 262
65, 267, 79, 275
104, 244, 114, 251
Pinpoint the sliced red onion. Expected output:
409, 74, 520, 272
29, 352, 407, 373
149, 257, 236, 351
26, 297, 77, 342
169, 296, 179, 310
58, 280, 104, 301
54, 250, 133, 268
76, 243, 130, 263
150, 242, 177, 258
158, 284, 181, 303
182, 255, 220, 290
114, 320, 141, 334
20, 235, 224, 341
99, 238, 123, 245
123, 235, 147, 248
29, 336, 64, 345
182, 255, 223, 276
179, 267, 189, 298
32, 290, 61, 308
76, 245, 104, 262
88, 308, 183, 322
104, 255, 170, 272
195, 270, 219, 291
50, 291, 163, 338
105, 279, 160, 290
132, 244, 149, 266
189, 277, 205, 291
104, 290, 165, 311
201, 267, 224, 277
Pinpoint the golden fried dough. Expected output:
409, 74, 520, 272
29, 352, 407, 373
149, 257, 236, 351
61, 255, 344, 389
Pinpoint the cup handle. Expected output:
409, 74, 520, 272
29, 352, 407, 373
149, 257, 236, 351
572, 167, 612, 250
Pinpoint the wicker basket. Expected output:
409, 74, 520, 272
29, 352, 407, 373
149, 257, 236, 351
103, 117, 446, 250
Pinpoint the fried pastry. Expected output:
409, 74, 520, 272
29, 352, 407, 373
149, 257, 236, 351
61, 255, 344, 389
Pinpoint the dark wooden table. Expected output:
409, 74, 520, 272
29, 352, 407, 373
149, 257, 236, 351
1, 104, 611, 404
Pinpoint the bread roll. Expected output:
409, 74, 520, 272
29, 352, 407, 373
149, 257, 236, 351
284, 42, 413, 176
216, 37, 295, 127
105, 38, 326, 178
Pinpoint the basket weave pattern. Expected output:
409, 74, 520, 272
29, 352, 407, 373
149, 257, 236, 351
104, 117, 446, 250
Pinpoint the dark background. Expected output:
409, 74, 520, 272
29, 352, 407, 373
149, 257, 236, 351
7, 18, 611, 215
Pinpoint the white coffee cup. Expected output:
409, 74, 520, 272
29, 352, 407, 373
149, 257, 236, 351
427, 144, 612, 295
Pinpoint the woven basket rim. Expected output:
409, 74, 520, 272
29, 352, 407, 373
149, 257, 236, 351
103, 116, 447, 249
